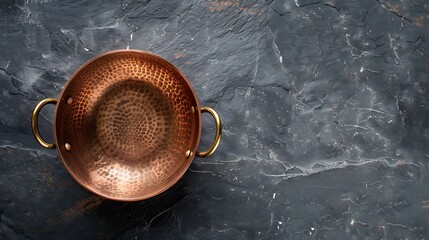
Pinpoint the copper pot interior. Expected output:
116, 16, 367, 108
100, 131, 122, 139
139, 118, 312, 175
54, 51, 200, 200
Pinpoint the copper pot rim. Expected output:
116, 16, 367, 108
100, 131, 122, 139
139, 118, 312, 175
52, 49, 202, 201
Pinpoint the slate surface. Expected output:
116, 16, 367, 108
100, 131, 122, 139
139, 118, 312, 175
1, 0, 429, 239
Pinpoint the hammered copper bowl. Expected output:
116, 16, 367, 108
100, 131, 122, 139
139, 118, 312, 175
31, 50, 221, 201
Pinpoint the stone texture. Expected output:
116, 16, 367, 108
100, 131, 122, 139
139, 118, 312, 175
1, 0, 429, 239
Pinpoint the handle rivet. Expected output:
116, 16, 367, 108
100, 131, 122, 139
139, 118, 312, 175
65, 143, 71, 151
185, 150, 192, 158
66, 97, 73, 105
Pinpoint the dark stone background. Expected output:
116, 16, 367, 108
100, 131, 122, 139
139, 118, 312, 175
1, 0, 429, 239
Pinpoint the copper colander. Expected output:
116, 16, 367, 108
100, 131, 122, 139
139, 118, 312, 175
31, 50, 221, 201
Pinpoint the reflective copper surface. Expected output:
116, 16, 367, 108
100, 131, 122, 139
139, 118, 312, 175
31, 50, 222, 201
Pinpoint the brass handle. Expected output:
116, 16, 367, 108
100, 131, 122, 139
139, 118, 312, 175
196, 107, 222, 158
31, 98, 57, 149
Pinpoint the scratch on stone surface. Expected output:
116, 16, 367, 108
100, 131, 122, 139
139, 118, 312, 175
347, 198, 367, 206
0, 67, 24, 84
357, 107, 394, 117
268, 149, 292, 171
322, 1, 340, 11
296, 1, 320, 8
267, 199, 273, 209
272, 158, 418, 184
365, 180, 381, 187
216, 154, 259, 163
387, 222, 415, 231
375, 0, 412, 24
188, 168, 216, 175
270, 5, 290, 16
145, 206, 173, 230
337, 95, 354, 117
208, 193, 225, 200
196, 160, 226, 165
394, 160, 422, 168
343, 124, 370, 131
303, 184, 338, 189
39, 112, 53, 124
212, 227, 243, 235
27, 65, 47, 73
312, 62, 321, 78
76, 36, 93, 52
260, 171, 286, 177
350, 219, 370, 226
293, 0, 341, 11
360, 67, 382, 74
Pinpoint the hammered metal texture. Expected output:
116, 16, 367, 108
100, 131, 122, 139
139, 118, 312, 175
54, 51, 200, 200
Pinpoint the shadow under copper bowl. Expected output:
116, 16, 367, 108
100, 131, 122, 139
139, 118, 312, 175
31, 50, 222, 201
